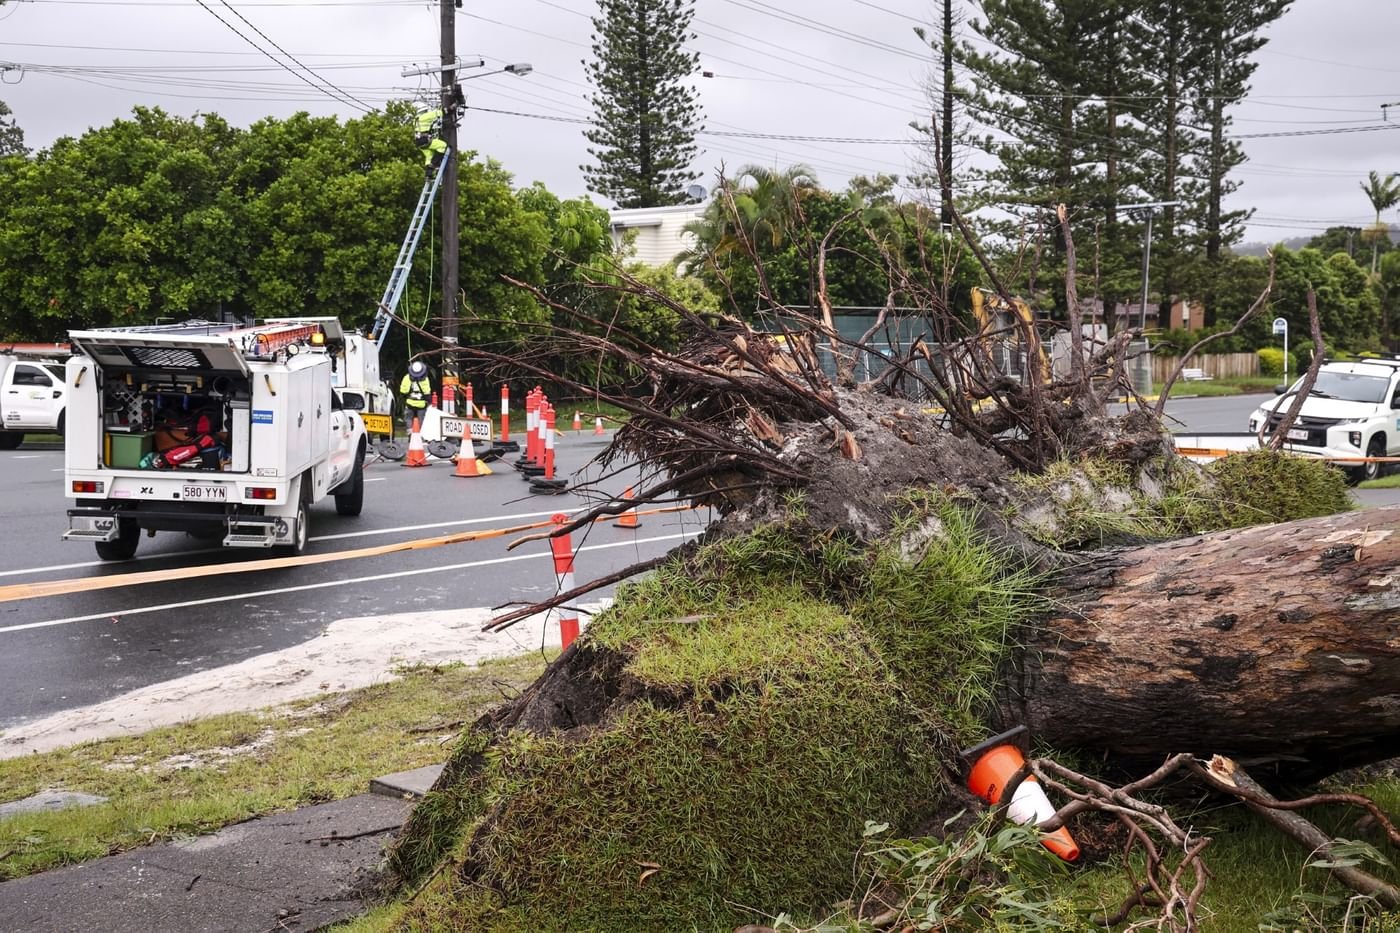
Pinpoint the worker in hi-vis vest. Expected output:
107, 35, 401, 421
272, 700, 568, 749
399, 359, 433, 432
414, 107, 448, 177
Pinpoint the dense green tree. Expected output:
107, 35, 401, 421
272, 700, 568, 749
582, 0, 704, 207
1307, 225, 1379, 263
1377, 250, 1400, 351
684, 169, 980, 319
0, 105, 577, 367
1270, 246, 1381, 352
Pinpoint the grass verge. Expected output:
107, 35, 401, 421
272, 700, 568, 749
0, 655, 544, 881
1360, 473, 1400, 490
1155, 376, 1278, 398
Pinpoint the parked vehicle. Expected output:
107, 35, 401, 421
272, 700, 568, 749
1248, 358, 1400, 484
0, 344, 70, 449
62, 319, 367, 560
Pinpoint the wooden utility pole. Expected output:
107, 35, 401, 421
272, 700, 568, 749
440, 0, 459, 393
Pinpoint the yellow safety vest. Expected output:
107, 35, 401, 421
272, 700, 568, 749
400, 374, 431, 409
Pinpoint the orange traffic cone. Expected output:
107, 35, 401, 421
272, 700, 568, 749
403, 417, 429, 468
966, 741, 1079, 862
593, 416, 605, 436
572, 410, 582, 433
452, 438, 493, 477
614, 486, 641, 529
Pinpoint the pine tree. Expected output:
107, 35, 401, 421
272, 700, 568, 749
0, 100, 25, 158
582, 0, 704, 208
957, 0, 1150, 319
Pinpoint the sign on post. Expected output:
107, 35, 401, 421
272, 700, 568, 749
440, 417, 493, 442
360, 412, 393, 437
1272, 317, 1289, 384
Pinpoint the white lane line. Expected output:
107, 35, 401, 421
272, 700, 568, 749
0, 548, 226, 579
364, 477, 387, 483
0, 507, 583, 578
307, 507, 579, 542
0, 532, 697, 635
13, 455, 44, 460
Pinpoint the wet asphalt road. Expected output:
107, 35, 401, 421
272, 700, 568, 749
0, 430, 710, 728
1, 393, 1395, 731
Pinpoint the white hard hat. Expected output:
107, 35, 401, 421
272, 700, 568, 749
409, 360, 427, 378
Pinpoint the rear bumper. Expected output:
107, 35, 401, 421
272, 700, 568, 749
65, 503, 293, 548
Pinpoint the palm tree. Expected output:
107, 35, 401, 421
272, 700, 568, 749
681, 164, 819, 265
1360, 170, 1400, 274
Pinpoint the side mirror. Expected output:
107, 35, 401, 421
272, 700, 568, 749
341, 392, 366, 412
1273, 385, 1287, 395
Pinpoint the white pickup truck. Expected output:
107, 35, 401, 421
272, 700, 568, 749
0, 345, 69, 449
63, 319, 368, 560
1249, 357, 1400, 484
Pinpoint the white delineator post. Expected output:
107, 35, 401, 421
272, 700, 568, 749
549, 512, 579, 648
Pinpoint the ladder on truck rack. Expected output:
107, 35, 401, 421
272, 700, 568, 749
368, 149, 451, 345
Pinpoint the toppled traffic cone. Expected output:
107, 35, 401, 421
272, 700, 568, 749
614, 486, 641, 528
403, 417, 429, 468
963, 728, 1079, 862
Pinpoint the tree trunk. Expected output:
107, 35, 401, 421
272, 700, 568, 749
1001, 505, 1400, 780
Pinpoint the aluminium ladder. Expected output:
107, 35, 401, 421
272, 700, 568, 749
368, 149, 451, 345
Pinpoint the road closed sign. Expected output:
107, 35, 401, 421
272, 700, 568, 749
441, 418, 493, 441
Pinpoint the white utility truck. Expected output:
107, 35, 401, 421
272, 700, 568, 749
63, 319, 368, 560
0, 344, 70, 449
1249, 357, 1400, 485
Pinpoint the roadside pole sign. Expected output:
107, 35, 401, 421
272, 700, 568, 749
441, 417, 493, 442
1272, 317, 1289, 383
360, 412, 393, 436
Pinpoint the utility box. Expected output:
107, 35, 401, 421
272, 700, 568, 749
106, 432, 154, 469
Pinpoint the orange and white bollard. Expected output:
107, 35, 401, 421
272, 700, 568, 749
500, 385, 511, 443
441, 382, 456, 415
549, 513, 580, 649
464, 382, 474, 418
545, 406, 558, 479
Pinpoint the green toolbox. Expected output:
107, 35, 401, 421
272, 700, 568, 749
107, 431, 154, 468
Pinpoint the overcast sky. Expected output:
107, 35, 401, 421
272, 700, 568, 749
0, 0, 1396, 246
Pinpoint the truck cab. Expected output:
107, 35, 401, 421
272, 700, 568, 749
62, 319, 367, 560
0, 349, 69, 449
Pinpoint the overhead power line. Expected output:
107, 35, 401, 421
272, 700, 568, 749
205, 0, 375, 111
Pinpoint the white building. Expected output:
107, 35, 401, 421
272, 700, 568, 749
609, 204, 705, 268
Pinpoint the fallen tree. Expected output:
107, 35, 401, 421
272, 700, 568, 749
380, 199, 1399, 930
1005, 505, 1400, 779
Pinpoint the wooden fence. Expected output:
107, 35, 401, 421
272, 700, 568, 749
1152, 351, 1258, 382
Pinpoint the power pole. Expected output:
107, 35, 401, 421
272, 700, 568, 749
440, 0, 459, 396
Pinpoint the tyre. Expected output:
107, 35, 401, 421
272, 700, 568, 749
0, 432, 21, 451
276, 499, 309, 556
335, 446, 366, 517
94, 519, 140, 562
1347, 437, 1384, 485
56, 411, 65, 437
